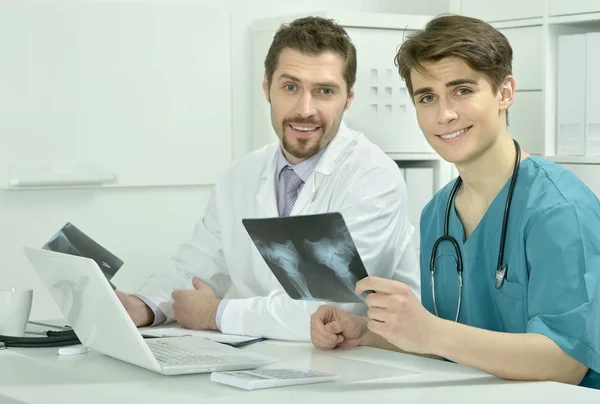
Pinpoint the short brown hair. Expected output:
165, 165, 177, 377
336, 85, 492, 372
264, 16, 357, 93
395, 15, 513, 97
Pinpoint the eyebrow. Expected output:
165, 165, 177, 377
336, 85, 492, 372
412, 78, 478, 97
277, 73, 342, 90
278, 73, 301, 82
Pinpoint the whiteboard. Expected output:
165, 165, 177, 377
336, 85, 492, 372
0, 0, 232, 189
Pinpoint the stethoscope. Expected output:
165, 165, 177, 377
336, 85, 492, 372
430, 139, 521, 322
0, 322, 80, 349
0, 321, 157, 349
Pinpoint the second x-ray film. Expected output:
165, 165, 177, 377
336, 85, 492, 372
242, 212, 369, 303
43, 222, 123, 289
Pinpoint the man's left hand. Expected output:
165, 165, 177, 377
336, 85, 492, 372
172, 277, 221, 331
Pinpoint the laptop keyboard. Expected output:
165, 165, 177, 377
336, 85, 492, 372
148, 341, 230, 366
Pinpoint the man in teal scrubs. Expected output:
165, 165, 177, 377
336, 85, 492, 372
309, 14, 600, 388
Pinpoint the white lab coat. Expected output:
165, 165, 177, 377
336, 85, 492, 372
136, 122, 420, 341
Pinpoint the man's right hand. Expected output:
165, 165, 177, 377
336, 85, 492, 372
115, 290, 154, 327
310, 305, 369, 350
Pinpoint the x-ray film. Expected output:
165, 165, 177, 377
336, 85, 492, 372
43, 222, 123, 289
242, 212, 369, 303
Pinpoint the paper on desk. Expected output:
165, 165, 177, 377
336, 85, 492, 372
138, 324, 259, 344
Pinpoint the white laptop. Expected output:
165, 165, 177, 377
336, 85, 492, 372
23, 247, 277, 375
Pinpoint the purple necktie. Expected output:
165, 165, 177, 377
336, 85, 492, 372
281, 166, 304, 216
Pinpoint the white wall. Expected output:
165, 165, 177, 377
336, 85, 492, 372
1, 0, 450, 321
0, 187, 211, 321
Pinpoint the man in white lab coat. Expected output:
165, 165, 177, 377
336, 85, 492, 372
116, 16, 419, 340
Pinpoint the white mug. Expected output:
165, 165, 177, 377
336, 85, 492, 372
0, 288, 33, 337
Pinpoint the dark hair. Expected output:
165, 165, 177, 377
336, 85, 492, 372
264, 16, 357, 92
395, 14, 513, 97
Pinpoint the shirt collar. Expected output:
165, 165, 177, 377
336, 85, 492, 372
276, 144, 328, 183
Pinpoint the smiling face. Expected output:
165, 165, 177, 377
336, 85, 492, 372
263, 48, 354, 164
410, 57, 514, 165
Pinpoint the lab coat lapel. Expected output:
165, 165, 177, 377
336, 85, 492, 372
255, 145, 279, 217
291, 121, 352, 215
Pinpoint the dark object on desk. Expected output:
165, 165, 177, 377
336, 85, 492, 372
0, 329, 80, 348
222, 337, 268, 348
43, 222, 123, 290
243, 212, 369, 303
0, 329, 161, 349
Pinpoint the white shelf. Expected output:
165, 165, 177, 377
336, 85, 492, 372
549, 12, 600, 25
546, 156, 600, 165
490, 18, 544, 29
386, 153, 440, 162
252, 11, 433, 31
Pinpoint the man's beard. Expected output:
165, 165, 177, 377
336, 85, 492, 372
281, 131, 321, 159
280, 117, 324, 160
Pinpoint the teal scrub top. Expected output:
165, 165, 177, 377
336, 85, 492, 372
420, 156, 600, 389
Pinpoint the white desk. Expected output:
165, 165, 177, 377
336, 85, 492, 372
1, 339, 599, 404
